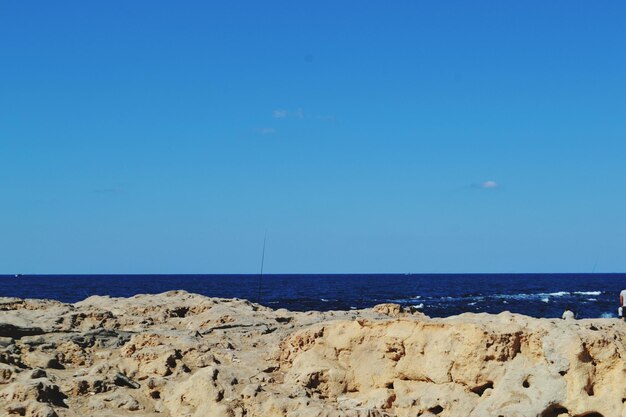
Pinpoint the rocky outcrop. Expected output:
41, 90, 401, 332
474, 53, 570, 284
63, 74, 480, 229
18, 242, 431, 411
0, 291, 624, 417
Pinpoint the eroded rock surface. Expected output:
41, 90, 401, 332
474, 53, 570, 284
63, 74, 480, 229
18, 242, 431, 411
0, 291, 624, 417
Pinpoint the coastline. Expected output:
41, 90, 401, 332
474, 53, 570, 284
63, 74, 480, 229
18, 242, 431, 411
0, 290, 623, 417
1, 273, 622, 319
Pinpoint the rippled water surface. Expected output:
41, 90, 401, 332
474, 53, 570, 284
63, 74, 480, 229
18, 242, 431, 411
1, 274, 625, 318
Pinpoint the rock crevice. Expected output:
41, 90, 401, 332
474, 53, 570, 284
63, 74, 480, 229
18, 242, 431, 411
0, 292, 624, 417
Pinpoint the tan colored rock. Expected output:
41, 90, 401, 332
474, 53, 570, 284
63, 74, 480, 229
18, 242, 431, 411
6, 400, 58, 417
0, 291, 624, 417
280, 314, 625, 417
372, 303, 405, 317
56, 341, 90, 367
0, 363, 14, 384
88, 391, 142, 411
66, 375, 110, 396
0, 377, 66, 408
162, 366, 232, 417
20, 352, 62, 370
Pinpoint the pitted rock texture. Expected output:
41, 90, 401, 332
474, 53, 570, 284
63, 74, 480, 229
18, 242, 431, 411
0, 291, 624, 417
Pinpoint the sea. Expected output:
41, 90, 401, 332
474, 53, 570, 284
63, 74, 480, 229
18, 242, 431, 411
0, 274, 624, 319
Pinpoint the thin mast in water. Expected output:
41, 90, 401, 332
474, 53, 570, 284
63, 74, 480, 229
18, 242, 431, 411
257, 232, 267, 304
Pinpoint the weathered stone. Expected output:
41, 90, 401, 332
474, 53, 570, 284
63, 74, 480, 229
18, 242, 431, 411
0, 323, 44, 338
0, 291, 622, 417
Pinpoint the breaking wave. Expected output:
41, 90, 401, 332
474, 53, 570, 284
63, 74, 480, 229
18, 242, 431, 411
390, 290, 605, 305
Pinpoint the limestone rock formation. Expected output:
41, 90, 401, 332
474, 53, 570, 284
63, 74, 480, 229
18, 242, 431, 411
0, 291, 624, 417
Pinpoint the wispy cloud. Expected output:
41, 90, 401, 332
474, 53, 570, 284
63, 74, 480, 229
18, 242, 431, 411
273, 109, 288, 119
256, 127, 276, 135
270, 107, 335, 123
272, 108, 305, 119
465, 180, 500, 191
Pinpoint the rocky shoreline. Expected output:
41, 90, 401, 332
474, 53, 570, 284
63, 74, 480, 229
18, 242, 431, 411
0, 291, 624, 417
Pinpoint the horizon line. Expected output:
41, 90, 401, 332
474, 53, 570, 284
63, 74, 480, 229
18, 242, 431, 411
1, 272, 625, 277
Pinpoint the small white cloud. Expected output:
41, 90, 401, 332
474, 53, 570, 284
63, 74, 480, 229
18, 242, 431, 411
481, 180, 498, 189
256, 127, 275, 135
273, 109, 288, 119
272, 108, 305, 119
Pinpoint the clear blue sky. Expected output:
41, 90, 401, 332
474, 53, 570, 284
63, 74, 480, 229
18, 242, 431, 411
1, 1, 625, 274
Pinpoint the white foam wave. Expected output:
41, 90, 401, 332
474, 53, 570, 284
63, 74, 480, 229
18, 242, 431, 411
483, 290, 603, 302
600, 312, 614, 318
390, 289, 605, 306
429, 292, 568, 303
413, 303, 424, 309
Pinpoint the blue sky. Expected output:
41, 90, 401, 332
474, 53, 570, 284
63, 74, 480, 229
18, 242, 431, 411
1, 1, 625, 273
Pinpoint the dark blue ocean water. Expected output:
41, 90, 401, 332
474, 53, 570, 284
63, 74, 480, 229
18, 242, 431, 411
0, 274, 625, 319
